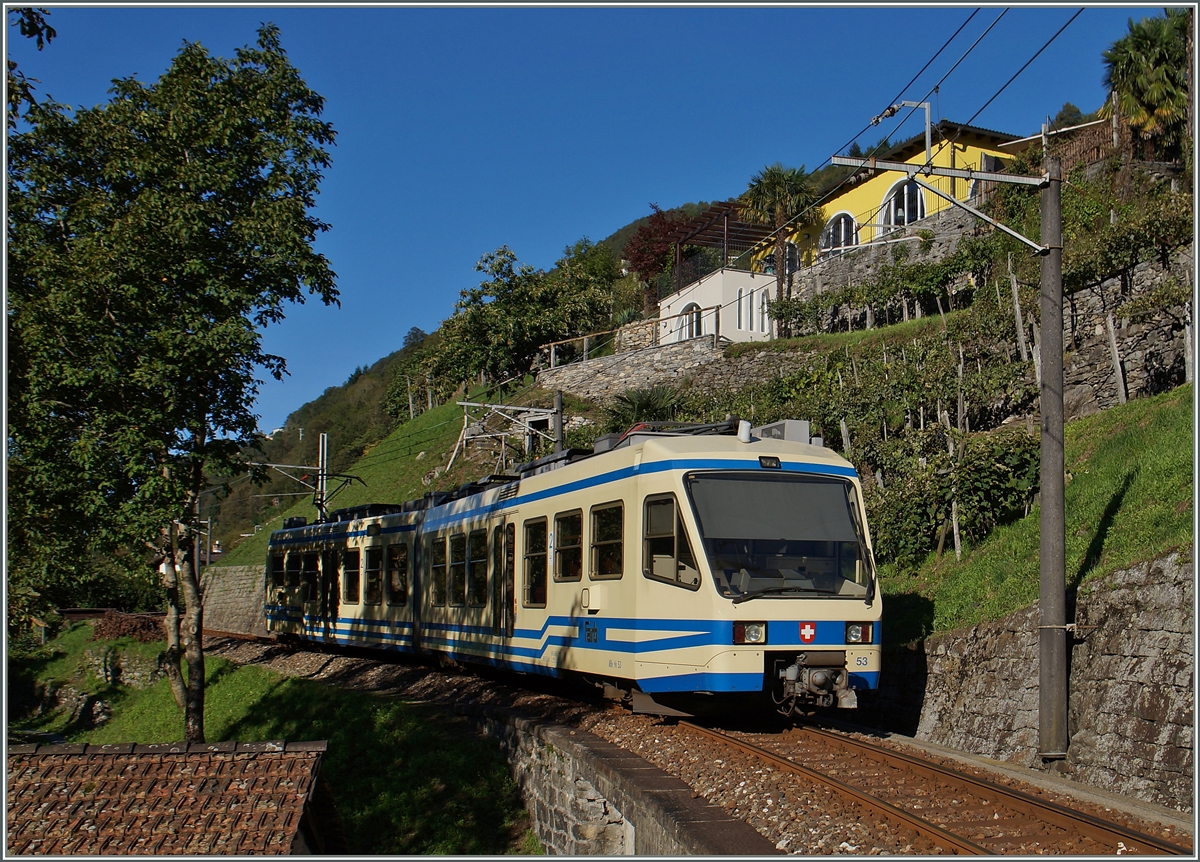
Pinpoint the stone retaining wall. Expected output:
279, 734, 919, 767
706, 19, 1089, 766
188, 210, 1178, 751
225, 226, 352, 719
860, 552, 1193, 812
460, 705, 778, 856
199, 565, 268, 638
538, 247, 1190, 424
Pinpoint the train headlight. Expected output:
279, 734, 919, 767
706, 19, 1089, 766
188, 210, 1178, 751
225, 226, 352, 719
733, 622, 767, 644
845, 622, 873, 644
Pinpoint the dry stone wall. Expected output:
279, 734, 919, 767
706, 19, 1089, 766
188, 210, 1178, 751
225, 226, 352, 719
199, 565, 268, 638
859, 553, 1193, 812
538, 246, 1190, 424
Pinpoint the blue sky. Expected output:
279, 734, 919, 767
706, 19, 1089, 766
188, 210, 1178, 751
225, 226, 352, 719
7, 4, 1155, 432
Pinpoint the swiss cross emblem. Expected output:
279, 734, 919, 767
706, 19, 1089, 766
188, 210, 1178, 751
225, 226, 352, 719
800, 622, 817, 643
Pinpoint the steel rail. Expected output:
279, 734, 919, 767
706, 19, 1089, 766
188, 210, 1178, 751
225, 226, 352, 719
679, 721, 992, 855
794, 724, 1190, 856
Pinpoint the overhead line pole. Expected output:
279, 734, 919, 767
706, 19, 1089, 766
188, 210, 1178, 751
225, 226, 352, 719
831, 141, 1069, 761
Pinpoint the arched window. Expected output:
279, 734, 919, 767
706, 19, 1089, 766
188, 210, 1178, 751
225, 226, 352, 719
879, 180, 925, 232
736, 289, 744, 329
760, 290, 769, 333
820, 213, 858, 254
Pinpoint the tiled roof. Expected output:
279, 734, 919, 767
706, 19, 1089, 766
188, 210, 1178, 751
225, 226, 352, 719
6, 740, 340, 855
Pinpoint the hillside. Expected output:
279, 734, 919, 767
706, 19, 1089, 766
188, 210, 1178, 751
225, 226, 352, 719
211, 339, 425, 548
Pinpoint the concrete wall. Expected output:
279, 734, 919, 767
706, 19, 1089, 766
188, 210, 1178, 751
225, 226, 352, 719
859, 552, 1193, 813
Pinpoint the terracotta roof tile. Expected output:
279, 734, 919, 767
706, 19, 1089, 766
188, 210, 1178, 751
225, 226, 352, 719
6, 741, 335, 855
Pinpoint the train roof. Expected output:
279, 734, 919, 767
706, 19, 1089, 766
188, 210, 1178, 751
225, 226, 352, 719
268, 418, 855, 539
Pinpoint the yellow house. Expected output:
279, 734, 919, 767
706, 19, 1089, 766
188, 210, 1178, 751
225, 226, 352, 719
795, 120, 1022, 264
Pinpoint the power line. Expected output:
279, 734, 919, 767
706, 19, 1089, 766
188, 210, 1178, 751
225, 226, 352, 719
964, 9, 1085, 129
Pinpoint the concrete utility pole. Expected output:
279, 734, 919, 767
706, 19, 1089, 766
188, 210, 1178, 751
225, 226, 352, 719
832, 144, 1070, 761
1038, 155, 1067, 759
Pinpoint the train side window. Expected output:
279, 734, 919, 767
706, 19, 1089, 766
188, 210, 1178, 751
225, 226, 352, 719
343, 549, 361, 604
590, 502, 623, 580
301, 552, 319, 602
523, 518, 548, 607
449, 533, 467, 606
386, 543, 409, 605
554, 510, 583, 582
643, 494, 701, 590
491, 526, 504, 632
269, 553, 285, 589
364, 547, 383, 605
468, 529, 488, 607
285, 552, 302, 589
431, 536, 447, 606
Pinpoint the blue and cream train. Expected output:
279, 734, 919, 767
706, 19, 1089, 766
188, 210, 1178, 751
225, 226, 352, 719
264, 418, 882, 715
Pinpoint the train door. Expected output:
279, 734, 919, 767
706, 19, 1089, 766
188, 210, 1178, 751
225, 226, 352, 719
491, 520, 515, 638
319, 549, 338, 641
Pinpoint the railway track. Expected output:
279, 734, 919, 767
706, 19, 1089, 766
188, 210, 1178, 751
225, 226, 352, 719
209, 637, 1191, 855
681, 721, 1192, 855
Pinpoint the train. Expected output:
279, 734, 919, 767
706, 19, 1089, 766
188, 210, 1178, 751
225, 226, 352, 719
264, 417, 882, 716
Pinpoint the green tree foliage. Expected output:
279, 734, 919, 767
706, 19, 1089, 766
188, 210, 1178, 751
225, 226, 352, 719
1099, 8, 1190, 160
410, 239, 617, 395
6, 7, 56, 126
7, 25, 338, 742
740, 163, 824, 333
1050, 101, 1096, 130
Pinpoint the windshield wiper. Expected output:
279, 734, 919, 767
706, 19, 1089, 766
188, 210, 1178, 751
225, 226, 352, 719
732, 586, 809, 604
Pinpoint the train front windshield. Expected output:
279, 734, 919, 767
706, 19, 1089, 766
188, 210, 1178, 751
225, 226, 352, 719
684, 472, 874, 601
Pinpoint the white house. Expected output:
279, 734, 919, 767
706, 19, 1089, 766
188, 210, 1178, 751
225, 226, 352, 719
656, 267, 777, 345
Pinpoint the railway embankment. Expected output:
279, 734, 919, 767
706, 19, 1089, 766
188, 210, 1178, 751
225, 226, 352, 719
201, 549, 1193, 821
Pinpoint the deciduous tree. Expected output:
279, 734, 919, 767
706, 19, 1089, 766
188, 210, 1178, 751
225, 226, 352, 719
7, 25, 338, 742
623, 204, 688, 317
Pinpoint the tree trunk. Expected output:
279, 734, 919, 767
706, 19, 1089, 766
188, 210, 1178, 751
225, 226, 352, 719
179, 493, 206, 745
774, 208, 787, 337
162, 525, 187, 710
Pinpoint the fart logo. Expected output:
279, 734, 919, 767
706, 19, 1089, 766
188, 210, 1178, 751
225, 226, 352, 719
799, 622, 817, 644
584, 621, 600, 643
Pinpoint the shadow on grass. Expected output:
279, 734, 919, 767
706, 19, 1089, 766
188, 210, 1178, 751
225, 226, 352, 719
220, 678, 524, 855
1071, 469, 1137, 590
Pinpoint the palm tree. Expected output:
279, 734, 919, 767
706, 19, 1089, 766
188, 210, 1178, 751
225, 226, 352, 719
740, 163, 824, 336
1099, 8, 1190, 161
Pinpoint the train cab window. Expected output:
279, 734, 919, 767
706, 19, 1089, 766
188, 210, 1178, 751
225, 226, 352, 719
342, 549, 361, 604
301, 552, 319, 603
364, 547, 383, 605
590, 503, 624, 580
467, 529, 488, 607
386, 543, 409, 605
554, 511, 583, 582
269, 553, 285, 589
643, 495, 701, 590
431, 536, 447, 607
523, 518, 548, 607
449, 533, 467, 606
285, 553, 302, 589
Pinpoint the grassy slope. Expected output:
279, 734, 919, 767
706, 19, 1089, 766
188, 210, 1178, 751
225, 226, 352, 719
11, 626, 535, 855
221, 396, 468, 566
881, 383, 1193, 643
